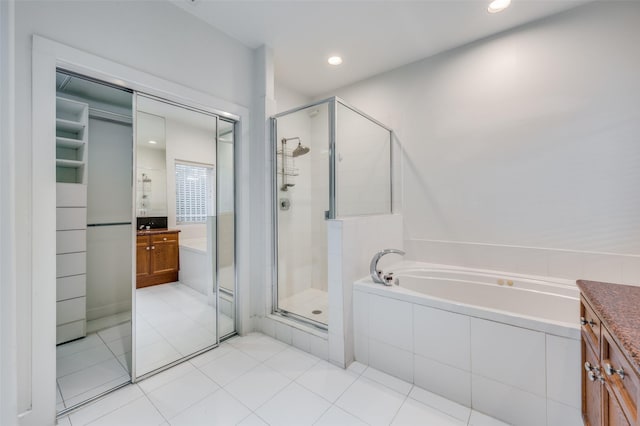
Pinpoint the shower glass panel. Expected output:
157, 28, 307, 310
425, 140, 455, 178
272, 97, 392, 327
274, 102, 330, 326
336, 103, 392, 217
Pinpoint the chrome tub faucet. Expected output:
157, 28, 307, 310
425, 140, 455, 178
370, 249, 405, 285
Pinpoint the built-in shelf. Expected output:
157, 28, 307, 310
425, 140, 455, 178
56, 118, 85, 135
56, 97, 88, 185
56, 97, 87, 122
56, 159, 84, 169
55, 95, 89, 344
56, 137, 86, 149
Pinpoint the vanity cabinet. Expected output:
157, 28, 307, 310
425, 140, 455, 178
136, 230, 180, 288
578, 280, 640, 426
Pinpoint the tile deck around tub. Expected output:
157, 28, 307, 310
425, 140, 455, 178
60, 333, 510, 426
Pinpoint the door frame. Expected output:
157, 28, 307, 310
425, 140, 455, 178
30, 35, 250, 425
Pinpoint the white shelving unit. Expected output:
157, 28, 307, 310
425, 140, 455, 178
56, 96, 89, 344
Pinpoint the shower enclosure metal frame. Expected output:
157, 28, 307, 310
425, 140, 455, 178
270, 96, 393, 329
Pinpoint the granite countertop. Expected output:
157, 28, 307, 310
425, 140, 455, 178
136, 228, 180, 236
577, 279, 640, 375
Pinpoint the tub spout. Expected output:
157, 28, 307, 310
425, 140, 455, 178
370, 249, 405, 285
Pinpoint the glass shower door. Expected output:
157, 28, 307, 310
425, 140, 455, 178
272, 97, 392, 328
274, 102, 330, 326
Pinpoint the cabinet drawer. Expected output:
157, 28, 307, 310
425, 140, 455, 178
581, 297, 601, 352
57, 275, 86, 301
56, 320, 86, 345
56, 230, 86, 254
56, 207, 87, 230
56, 252, 86, 278
56, 183, 87, 207
602, 326, 638, 424
152, 232, 178, 243
137, 235, 149, 245
56, 297, 86, 325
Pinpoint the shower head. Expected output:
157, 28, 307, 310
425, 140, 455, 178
292, 142, 310, 157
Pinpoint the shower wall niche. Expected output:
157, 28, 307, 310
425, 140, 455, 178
272, 97, 392, 327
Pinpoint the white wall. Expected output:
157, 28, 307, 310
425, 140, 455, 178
137, 146, 167, 217
319, 2, 640, 285
0, 1, 17, 424
275, 82, 311, 113
14, 1, 253, 422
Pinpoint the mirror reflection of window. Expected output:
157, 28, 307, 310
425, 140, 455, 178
175, 161, 215, 224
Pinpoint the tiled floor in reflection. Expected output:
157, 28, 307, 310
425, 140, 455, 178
59, 333, 509, 426
56, 322, 132, 411
57, 282, 234, 411
136, 282, 234, 376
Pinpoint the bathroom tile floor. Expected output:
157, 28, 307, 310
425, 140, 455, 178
59, 332, 510, 426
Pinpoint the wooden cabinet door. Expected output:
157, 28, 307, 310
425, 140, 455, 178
136, 236, 150, 279
583, 338, 602, 426
151, 239, 179, 275
604, 385, 631, 426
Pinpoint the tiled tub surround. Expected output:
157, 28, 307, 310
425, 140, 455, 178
353, 262, 582, 426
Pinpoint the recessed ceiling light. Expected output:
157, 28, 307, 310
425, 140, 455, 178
148, 140, 157, 144
328, 56, 343, 66
488, 0, 511, 13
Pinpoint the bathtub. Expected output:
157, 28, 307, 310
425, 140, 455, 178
353, 261, 582, 426
179, 238, 211, 296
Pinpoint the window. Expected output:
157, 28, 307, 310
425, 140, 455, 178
175, 161, 214, 224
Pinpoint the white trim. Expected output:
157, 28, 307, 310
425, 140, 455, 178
30, 35, 251, 425
1, 1, 17, 425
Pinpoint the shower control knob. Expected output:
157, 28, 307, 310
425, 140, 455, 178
279, 198, 291, 211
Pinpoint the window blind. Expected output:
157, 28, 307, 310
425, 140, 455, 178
175, 162, 211, 223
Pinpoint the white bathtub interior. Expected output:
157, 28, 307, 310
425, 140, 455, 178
353, 262, 582, 426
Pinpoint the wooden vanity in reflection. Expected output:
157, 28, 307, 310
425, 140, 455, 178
136, 229, 180, 288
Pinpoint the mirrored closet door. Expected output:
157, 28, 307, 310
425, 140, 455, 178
55, 70, 134, 414
55, 72, 237, 413
134, 94, 235, 378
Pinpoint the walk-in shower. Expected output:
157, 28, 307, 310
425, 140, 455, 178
271, 97, 393, 327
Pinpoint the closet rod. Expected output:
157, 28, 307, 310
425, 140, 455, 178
87, 222, 132, 227
89, 107, 132, 124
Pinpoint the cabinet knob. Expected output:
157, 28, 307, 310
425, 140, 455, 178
151, 246, 155, 250
163, 237, 167, 241
588, 370, 605, 383
146, 247, 150, 251
605, 363, 625, 379
580, 316, 596, 327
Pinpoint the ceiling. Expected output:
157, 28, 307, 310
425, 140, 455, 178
173, 0, 590, 97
